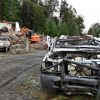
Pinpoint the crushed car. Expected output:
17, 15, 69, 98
40, 36, 100, 99
0, 35, 11, 52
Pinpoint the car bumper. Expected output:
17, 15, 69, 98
41, 73, 98, 94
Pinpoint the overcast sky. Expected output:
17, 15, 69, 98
67, 0, 100, 31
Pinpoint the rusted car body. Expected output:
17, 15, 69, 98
41, 36, 100, 98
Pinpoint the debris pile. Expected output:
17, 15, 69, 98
0, 21, 48, 53
32, 38, 48, 50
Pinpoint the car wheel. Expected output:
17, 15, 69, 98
8, 46, 10, 51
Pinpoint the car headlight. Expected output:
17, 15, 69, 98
0, 43, 4, 46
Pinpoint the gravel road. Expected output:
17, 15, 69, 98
0, 50, 50, 100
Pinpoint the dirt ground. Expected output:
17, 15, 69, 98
0, 50, 97, 100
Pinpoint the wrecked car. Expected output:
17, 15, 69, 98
41, 37, 100, 98
0, 35, 11, 52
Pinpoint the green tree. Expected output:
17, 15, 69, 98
59, 22, 69, 36
88, 23, 100, 37
44, 18, 59, 36
30, 0, 38, 3
0, 0, 5, 20
44, 0, 59, 18
76, 15, 85, 34
0, 0, 21, 21
21, 0, 45, 32
43, 0, 85, 37
60, 1, 85, 36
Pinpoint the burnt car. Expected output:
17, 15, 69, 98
41, 36, 100, 99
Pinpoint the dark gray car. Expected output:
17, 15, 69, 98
41, 37, 100, 99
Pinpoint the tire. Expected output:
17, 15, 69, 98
8, 47, 10, 51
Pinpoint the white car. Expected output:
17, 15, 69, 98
0, 35, 11, 52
